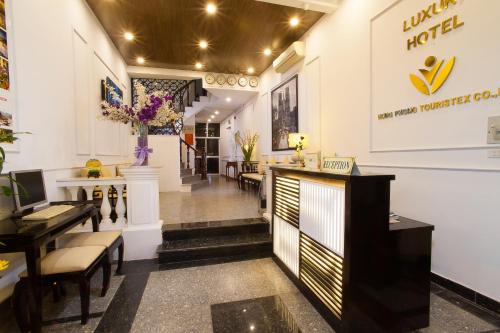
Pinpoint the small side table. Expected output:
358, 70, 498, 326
226, 161, 238, 181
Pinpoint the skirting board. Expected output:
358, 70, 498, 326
431, 273, 500, 316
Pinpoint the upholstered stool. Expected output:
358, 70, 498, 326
13, 246, 109, 330
59, 231, 124, 275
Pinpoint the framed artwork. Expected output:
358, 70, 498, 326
101, 76, 123, 105
271, 74, 298, 151
0, 0, 19, 152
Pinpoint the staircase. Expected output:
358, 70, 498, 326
180, 165, 208, 192
157, 218, 273, 265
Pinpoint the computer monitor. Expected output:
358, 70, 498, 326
9, 169, 47, 212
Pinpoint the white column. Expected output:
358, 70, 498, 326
67, 186, 80, 201
114, 184, 127, 227
263, 166, 273, 225
120, 166, 162, 260
100, 185, 113, 227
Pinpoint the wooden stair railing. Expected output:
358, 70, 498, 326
180, 138, 207, 180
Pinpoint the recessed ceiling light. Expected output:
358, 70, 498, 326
247, 67, 255, 74
124, 32, 134, 41
214, 110, 220, 115
208, 119, 212, 122
226, 97, 231, 102
206, 3, 217, 14
211, 115, 215, 119
199, 40, 208, 49
290, 17, 300, 27
137, 57, 145, 64
195, 62, 203, 69
264, 48, 272, 56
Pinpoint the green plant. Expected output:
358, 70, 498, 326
235, 131, 259, 162
0, 131, 30, 196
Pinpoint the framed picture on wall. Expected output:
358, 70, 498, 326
271, 74, 298, 151
101, 76, 123, 105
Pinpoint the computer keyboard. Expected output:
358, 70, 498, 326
22, 205, 75, 221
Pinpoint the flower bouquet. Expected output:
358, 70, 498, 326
101, 81, 180, 166
235, 131, 259, 162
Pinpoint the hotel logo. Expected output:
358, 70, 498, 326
409, 56, 455, 95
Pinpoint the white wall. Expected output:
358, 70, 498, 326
229, 0, 500, 302
146, 135, 181, 192
5, 0, 130, 185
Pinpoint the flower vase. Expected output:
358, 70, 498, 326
134, 123, 150, 166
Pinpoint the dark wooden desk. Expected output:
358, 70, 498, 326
0, 203, 100, 333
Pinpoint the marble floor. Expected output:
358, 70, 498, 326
160, 175, 261, 225
1, 258, 500, 332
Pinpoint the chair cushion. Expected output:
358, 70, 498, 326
60, 231, 122, 248
242, 173, 263, 182
21, 246, 105, 276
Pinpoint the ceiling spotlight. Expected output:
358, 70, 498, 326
199, 40, 208, 49
290, 17, 300, 27
195, 62, 203, 69
211, 115, 215, 119
206, 3, 217, 14
208, 119, 212, 122
137, 57, 145, 64
226, 97, 231, 102
214, 110, 220, 115
124, 32, 134, 41
264, 48, 272, 56
247, 67, 255, 74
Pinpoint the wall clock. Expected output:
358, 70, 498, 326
249, 76, 259, 88
216, 74, 226, 85
227, 75, 237, 86
238, 76, 248, 87
205, 73, 215, 85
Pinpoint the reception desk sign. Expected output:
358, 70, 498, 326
322, 157, 358, 175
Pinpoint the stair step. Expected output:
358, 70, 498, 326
157, 233, 272, 264
180, 179, 209, 192
163, 218, 269, 241
181, 174, 201, 184
180, 168, 193, 177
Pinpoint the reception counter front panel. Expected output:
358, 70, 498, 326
271, 167, 434, 333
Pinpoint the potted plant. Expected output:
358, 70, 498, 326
235, 131, 259, 162
100, 81, 180, 166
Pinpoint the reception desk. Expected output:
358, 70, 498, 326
270, 166, 434, 333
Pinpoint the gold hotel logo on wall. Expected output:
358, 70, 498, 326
409, 56, 455, 96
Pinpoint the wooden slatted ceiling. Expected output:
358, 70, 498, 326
85, 0, 323, 75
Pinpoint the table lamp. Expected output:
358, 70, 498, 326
288, 133, 309, 166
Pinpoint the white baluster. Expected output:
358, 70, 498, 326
100, 185, 112, 227
83, 186, 94, 201
114, 184, 126, 227
67, 186, 80, 201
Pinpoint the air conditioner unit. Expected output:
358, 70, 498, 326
273, 41, 305, 73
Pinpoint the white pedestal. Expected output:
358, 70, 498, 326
120, 166, 163, 260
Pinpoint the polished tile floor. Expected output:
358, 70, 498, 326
1, 258, 500, 332
160, 176, 261, 225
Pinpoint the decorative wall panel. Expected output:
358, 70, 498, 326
274, 176, 300, 228
299, 180, 345, 257
300, 233, 343, 319
273, 215, 299, 277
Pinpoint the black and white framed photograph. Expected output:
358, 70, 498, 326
271, 74, 298, 151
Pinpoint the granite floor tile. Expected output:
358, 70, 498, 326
418, 293, 499, 333
160, 176, 261, 225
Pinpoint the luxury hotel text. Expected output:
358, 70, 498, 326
404, 0, 464, 51
377, 88, 500, 120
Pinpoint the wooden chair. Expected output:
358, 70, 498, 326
58, 231, 124, 275
12, 246, 109, 330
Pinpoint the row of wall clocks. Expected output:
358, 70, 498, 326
205, 73, 259, 88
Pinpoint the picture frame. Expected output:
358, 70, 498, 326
271, 74, 298, 151
101, 76, 123, 105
